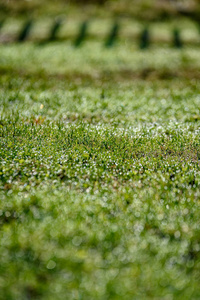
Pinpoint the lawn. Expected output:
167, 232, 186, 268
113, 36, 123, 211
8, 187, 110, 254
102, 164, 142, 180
0, 10, 200, 300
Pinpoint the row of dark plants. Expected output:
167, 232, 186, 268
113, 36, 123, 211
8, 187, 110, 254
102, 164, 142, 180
1, 19, 189, 49
0, 18, 195, 49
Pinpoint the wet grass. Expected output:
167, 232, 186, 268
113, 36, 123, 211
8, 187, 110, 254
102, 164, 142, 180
0, 36, 200, 300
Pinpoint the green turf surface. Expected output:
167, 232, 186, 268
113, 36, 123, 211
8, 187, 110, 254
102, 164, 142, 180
0, 29, 200, 299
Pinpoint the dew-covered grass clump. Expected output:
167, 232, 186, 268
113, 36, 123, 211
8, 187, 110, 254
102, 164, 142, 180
0, 17, 200, 300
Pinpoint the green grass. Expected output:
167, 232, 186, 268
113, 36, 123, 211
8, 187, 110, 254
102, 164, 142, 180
0, 27, 200, 300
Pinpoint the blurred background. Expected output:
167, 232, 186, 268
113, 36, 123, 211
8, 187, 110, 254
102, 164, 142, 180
0, 0, 200, 21
0, 0, 199, 47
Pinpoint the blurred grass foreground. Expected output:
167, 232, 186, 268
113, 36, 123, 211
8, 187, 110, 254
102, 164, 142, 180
0, 1, 200, 300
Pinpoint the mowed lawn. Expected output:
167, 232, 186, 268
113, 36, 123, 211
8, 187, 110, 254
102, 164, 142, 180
0, 33, 200, 299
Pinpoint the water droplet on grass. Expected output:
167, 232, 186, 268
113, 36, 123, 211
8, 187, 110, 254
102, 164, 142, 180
47, 260, 56, 270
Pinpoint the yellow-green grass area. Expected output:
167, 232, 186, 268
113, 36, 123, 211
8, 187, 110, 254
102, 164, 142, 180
0, 33, 200, 300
